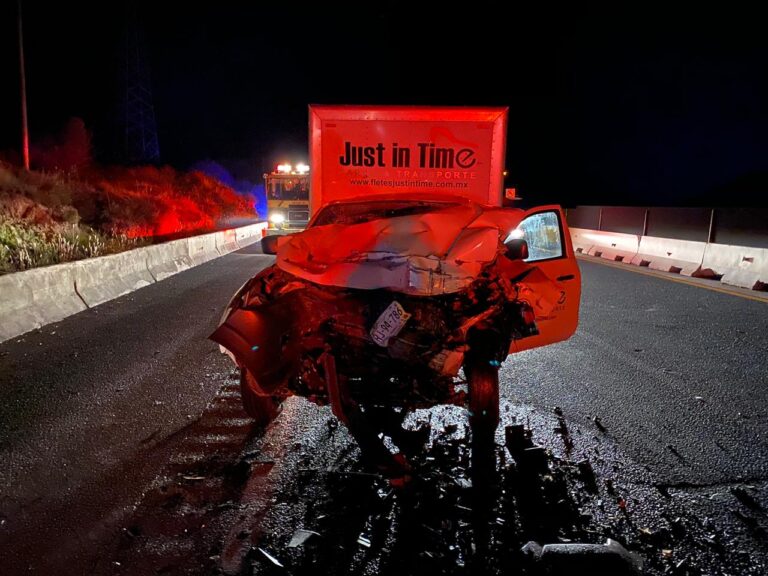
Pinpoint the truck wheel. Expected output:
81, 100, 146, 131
240, 369, 279, 427
467, 361, 499, 483
467, 361, 499, 531
467, 362, 500, 436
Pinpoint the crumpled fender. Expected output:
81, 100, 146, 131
210, 303, 296, 393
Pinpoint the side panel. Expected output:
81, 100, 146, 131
510, 205, 582, 353
309, 105, 508, 215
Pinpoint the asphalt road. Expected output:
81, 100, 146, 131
505, 258, 768, 487
1, 247, 766, 574
0, 245, 274, 574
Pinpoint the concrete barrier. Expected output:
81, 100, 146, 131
235, 222, 270, 246
187, 231, 220, 265
0, 264, 87, 342
235, 223, 259, 245
569, 228, 594, 255
1, 221, 268, 343
225, 222, 268, 253
573, 224, 768, 291
143, 238, 194, 281
582, 230, 640, 263
216, 229, 240, 255
629, 236, 706, 276
72, 249, 155, 307
700, 243, 768, 290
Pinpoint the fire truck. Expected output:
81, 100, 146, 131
264, 163, 310, 230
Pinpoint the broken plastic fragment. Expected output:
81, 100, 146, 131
257, 547, 284, 567
454, 478, 472, 490
288, 529, 320, 548
357, 534, 371, 548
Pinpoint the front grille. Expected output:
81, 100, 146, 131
288, 210, 309, 222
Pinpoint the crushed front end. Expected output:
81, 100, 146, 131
210, 196, 578, 478
212, 257, 539, 413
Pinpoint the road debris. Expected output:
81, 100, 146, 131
257, 547, 284, 568
521, 538, 643, 575
520, 445, 549, 474
505, 423, 531, 454
288, 528, 320, 548
106, 388, 768, 576
357, 534, 371, 548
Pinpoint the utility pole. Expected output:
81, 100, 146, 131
18, 0, 30, 170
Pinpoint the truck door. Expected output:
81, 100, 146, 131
509, 205, 581, 353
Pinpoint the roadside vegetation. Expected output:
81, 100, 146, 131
0, 119, 255, 274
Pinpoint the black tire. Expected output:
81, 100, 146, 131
240, 369, 279, 427
467, 362, 500, 436
466, 361, 499, 560
467, 362, 499, 478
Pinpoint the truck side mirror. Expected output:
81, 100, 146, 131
505, 238, 529, 261
260, 235, 279, 255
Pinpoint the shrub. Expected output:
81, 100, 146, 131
0, 217, 145, 274
0, 159, 255, 273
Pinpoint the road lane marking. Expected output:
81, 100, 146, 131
577, 255, 768, 304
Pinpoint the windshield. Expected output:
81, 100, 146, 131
311, 200, 459, 227
266, 177, 309, 201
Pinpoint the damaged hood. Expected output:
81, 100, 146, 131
276, 201, 525, 295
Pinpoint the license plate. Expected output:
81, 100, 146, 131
370, 301, 411, 347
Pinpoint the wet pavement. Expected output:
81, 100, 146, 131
1, 250, 767, 575
107, 385, 767, 575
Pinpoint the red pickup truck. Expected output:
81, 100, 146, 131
212, 106, 581, 479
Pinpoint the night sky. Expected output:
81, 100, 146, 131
1, 2, 766, 207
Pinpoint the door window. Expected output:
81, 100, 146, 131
510, 211, 563, 262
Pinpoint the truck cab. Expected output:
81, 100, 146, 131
264, 163, 310, 230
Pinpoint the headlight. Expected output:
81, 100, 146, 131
269, 212, 285, 224
504, 227, 525, 242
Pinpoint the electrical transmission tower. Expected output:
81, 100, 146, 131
124, 3, 160, 163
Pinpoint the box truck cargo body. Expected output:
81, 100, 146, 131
309, 105, 508, 215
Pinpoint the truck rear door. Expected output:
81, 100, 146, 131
510, 205, 581, 353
